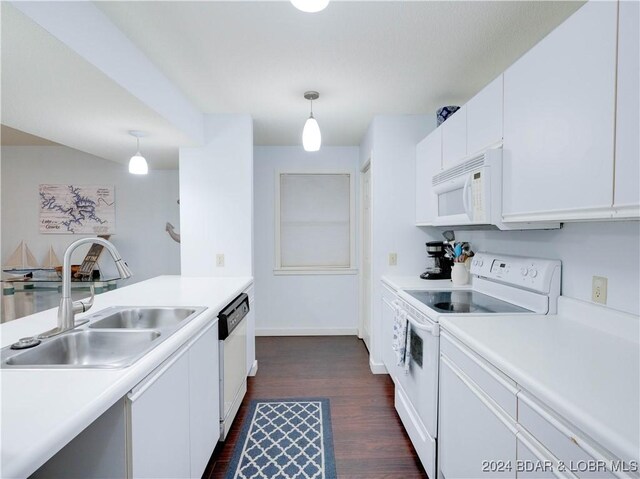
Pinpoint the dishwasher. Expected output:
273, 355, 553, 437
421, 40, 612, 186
218, 293, 249, 440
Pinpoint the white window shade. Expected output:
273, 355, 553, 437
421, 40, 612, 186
277, 173, 353, 272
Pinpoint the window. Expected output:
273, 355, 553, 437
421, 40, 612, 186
275, 172, 355, 274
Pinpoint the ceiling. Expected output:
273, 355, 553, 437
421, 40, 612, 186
1, 1, 583, 168
1, 125, 60, 146
97, 1, 583, 147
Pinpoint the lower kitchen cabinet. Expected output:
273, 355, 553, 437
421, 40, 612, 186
127, 348, 192, 479
439, 354, 517, 478
128, 321, 220, 479
381, 283, 397, 379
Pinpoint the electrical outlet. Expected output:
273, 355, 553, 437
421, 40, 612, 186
216, 254, 225, 267
389, 253, 397, 266
592, 276, 608, 304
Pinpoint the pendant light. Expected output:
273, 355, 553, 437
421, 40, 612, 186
128, 130, 148, 175
302, 91, 321, 152
290, 0, 329, 13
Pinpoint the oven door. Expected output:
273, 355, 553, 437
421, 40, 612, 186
396, 311, 440, 438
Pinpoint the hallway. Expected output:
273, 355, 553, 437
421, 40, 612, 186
204, 336, 427, 479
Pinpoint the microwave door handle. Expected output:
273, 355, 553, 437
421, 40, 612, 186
462, 173, 473, 220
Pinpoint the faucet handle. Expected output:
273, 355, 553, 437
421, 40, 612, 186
74, 284, 95, 314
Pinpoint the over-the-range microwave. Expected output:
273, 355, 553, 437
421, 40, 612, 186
430, 149, 558, 230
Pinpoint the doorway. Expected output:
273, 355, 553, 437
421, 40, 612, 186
360, 160, 372, 351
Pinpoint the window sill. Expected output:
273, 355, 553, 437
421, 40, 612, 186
273, 268, 358, 276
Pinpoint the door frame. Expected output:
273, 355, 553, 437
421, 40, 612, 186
359, 155, 373, 347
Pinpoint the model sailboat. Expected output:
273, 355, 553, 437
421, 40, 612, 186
42, 246, 61, 270
4, 241, 40, 272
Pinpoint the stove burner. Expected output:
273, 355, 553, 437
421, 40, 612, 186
433, 302, 478, 313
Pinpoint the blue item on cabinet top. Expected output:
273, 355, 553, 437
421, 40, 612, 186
436, 105, 460, 126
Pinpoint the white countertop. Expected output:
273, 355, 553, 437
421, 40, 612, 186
440, 297, 640, 464
0, 275, 253, 479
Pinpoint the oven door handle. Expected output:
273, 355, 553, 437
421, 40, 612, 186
406, 313, 439, 337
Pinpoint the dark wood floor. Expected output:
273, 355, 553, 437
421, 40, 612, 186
203, 336, 427, 479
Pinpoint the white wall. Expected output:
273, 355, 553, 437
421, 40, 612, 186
363, 115, 439, 368
179, 114, 253, 277
1, 146, 180, 283
451, 221, 640, 315
254, 146, 360, 335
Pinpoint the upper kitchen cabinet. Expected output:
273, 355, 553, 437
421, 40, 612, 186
441, 106, 467, 167
613, 0, 640, 218
416, 128, 442, 225
502, 1, 618, 222
466, 75, 503, 156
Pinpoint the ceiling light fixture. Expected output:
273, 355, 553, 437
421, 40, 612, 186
290, 0, 329, 13
128, 130, 148, 175
302, 91, 321, 152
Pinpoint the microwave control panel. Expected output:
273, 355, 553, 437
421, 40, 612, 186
470, 171, 486, 222
470, 252, 561, 293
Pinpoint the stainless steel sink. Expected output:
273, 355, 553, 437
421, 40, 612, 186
89, 307, 199, 330
1, 306, 207, 369
3, 330, 161, 368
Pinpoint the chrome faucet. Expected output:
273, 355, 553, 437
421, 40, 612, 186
39, 238, 132, 339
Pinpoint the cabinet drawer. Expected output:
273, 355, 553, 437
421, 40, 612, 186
382, 282, 398, 304
441, 332, 518, 418
518, 392, 617, 479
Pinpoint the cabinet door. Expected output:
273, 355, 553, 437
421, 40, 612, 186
467, 75, 503, 155
128, 350, 191, 479
613, 0, 640, 215
502, 2, 617, 221
442, 106, 467, 167
415, 129, 442, 225
381, 296, 398, 380
439, 355, 516, 479
189, 325, 220, 479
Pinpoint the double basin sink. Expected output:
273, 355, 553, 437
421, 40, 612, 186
1, 306, 206, 369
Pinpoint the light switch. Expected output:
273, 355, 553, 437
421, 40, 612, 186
389, 253, 397, 266
216, 254, 225, 267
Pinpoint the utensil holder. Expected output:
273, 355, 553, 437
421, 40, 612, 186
451, 263, 470, 286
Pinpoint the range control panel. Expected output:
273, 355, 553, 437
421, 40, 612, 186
470, 252, 561, 294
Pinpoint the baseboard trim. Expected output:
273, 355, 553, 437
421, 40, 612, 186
248, 360, 258, 377
370, 359, 388, 375
256, 328, 358, 336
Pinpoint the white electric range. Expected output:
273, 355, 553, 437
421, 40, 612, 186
392, 252, 561, 479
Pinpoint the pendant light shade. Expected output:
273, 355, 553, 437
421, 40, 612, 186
290, 0, 329, 13
303, 116, 321, 152
302, 91, 321, 152
128, 131, 148, 175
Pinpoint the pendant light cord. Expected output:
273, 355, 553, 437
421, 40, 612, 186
310, 98, 314, 118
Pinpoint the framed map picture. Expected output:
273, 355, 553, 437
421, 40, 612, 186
39, 185, 115, 234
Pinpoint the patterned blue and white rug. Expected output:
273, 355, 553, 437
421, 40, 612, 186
225, 398, 337, 479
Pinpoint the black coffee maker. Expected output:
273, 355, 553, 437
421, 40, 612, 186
420, 241, 453, 280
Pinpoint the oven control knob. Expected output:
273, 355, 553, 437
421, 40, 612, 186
520, 267, 528, 276
529, 268, 538, 278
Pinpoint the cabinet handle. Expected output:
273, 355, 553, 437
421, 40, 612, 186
517, 432, 578, 479
128, 344, 190, 402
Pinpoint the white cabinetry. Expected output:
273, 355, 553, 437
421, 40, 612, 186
441, 106, 467, 168
613, 0, 640, 217
246, 289, 256, 375
439, 354, 517, 478
502, 1, 618, 222
127, 321, 220, 479
415, 129, 442, 225
467, 75, 503, 155
127, 348, 192, 479
381, 282, 399, 381
188, 324, 220, 478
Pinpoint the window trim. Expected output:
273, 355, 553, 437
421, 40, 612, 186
274, 169, 357, 275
